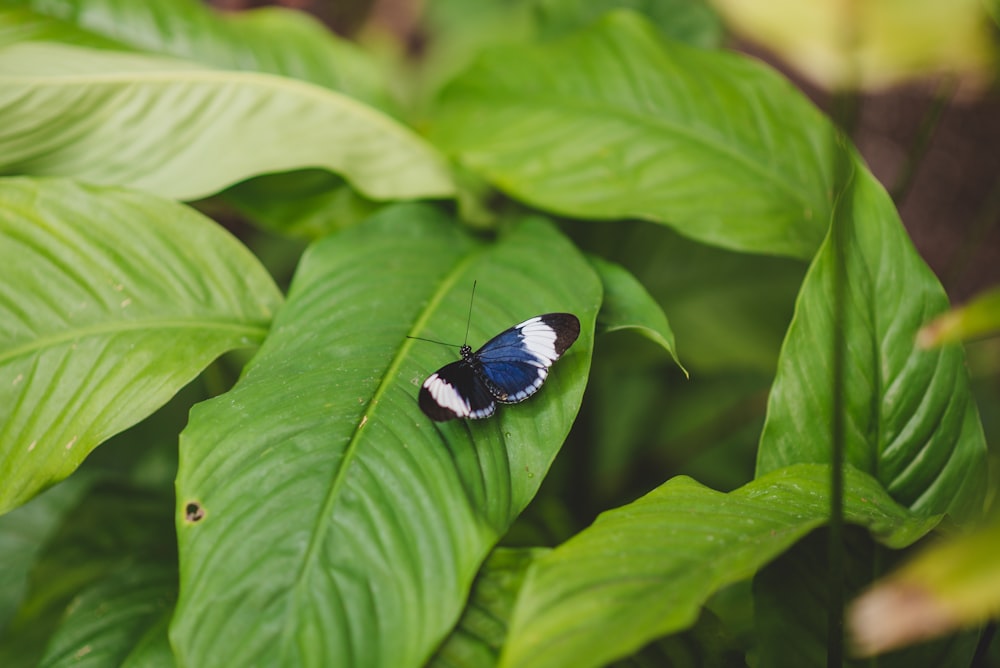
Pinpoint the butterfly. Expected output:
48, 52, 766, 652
417, 313, 580, 421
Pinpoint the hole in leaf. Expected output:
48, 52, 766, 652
185, 501, 205, 523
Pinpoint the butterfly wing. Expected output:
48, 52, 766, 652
474, 313, 580, 404
419, 360, 496, 421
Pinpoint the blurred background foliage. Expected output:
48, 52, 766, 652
2, 0, 998, 662
212, 0, 1000, 656
222, 0, 1000, 534
56, 0, 997, 588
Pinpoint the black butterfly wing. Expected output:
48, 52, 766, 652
419, 360, 496, 421
474, 313, 580, 405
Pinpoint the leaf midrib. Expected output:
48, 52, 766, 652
0, 56, 426, 149
283, 251, 481, 658
0, 318, 267, 365
453, 93, 814, 213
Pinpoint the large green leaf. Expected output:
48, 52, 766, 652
0, 2, 404, 236
429, 547, 544, 668
756, 161, 988, 521
0, 177, 282, 514
120, 608, 173, 668
38, 562, 176, 668
3, 0, 397, 112
172, 205, 602, 667
0, 41, 454, 201
0, 483, 176, 668
0, 476, 93, 631
498, 464, 940, 668
223, 170, 382, 239
849, 514, 1000, 656
430, 10, 838, 259
754, 528, 979, 668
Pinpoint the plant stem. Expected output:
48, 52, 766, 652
828, 89, 859, 668
890, 77, 955, 207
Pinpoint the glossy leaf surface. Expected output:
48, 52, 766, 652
0, 484, 175, 668
173, 205, 601, 667
38, 563, 175, 668
429, 548, 544, 668
500, 464, 939, 668
431, 10, 838, 259
0, 178, 282, 513
757, 164, 987, 520
0, 42, 453, 201
4, 0, 396, 110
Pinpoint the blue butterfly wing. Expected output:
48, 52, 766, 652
419, 360, 495, 421
474, 313, 580, 404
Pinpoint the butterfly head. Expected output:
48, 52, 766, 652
459, 344, 473, 361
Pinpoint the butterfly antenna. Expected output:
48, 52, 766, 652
406, 334, 461, 348
463, 280, 477, 346
407, 281, 477, 350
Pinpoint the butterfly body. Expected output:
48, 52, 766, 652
418, 313, 580, 421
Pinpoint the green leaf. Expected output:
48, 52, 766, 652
172, 204, 602, 667
0, 483, 175, 668
0, 42, 454, 201
589, 255, 685, 374
4, 0, 397, 112
403, 0, 539, 111
590, 221, 806, 374
0, 177, 282, 514
223, 170, 381, 239
850, 513, 1000, 656
498, 463, 940, 668
0, 7, 126, 49
754, 528, 980, 668
38, 562, 176, 668
429, 547, 545, 668
756, 162, 988, 521
0, 477, 93, 631
616, 607, 750, 667
534, 0, 725, 48
430, 10, 838, 259
120, 608, 174, 668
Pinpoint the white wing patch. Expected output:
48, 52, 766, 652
422, 372, 496, 419
423, 372, 470, 417
515, 317, 560, 364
